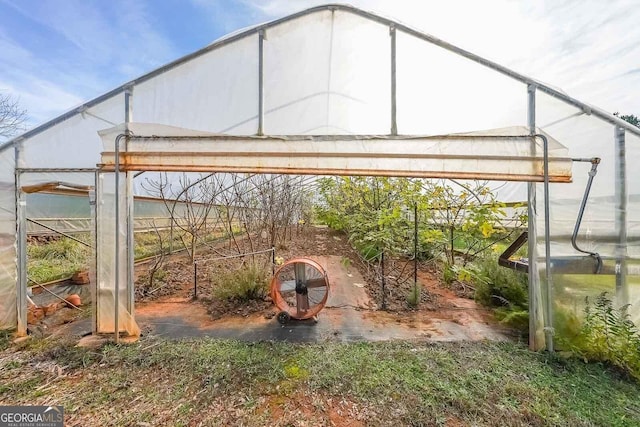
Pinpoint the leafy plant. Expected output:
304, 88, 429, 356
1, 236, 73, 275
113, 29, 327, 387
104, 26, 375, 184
442, 262, 456, 286
469, 255, 528, 309
426, 180, 526, 265
406, 284, 421, 308
567, 293, 640, 381
212, 264, 269, 302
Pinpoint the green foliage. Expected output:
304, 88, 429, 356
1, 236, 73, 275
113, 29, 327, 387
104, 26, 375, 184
354, 242, 380, 262
442, 263, 456, 286
428, 180, 526, 265
4, 338, 640, 426
459, 255, 529, 334
568, 293, 640, 381
318, 177, 526, 269
406, 284, 421, 308
27, 237, 90, 284
0, 330, 11, 352
317, 177, 428, 260
495, 307, 529, 332
469, 255, 528, 309
212, 264, 269, 302
614, 112, 640, 128
28, 237, 82, 260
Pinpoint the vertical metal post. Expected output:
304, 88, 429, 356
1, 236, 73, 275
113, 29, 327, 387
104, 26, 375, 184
14, 141, 27, 336
414, 203, 418, 302
614, 125, 628, 306
381, 250, 386, 309
92, 170, 100, 334
390, 25, 398, 135
257, 30, 265, 136
114, 133, 123, 344
193, 262, 198, 300
125, 87, 135, 318
527, 84, 541, 350
272, 246, 276, 276
539, 132, 554, 353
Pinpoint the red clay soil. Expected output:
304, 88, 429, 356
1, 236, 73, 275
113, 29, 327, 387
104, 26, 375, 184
133, 226, 510, 342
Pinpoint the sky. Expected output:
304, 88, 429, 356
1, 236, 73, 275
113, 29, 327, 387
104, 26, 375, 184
1, 0, 638, 134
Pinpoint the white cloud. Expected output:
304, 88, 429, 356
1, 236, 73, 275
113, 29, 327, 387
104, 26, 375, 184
0, 0, 178, 129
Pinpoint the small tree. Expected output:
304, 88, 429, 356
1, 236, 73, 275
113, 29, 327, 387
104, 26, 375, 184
318, 176, 430, 308
424, 179, 525, 266
143, 173, 222, 265
0, 93, 27, 139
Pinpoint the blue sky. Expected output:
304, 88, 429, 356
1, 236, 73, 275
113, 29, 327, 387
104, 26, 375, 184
1, 0, 639, 132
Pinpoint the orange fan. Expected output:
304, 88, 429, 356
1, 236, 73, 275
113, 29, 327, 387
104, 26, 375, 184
270, 258, 329, 324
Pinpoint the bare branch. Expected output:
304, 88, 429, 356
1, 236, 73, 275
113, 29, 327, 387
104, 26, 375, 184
0, 93, 27, 138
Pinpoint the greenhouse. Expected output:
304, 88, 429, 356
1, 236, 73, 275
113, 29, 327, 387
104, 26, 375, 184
0, 4, 638, 352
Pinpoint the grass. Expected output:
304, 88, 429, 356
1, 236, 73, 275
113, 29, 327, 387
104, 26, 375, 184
27, 236, 90, 284
27, 228, 232, 284
1, 337, 639, 426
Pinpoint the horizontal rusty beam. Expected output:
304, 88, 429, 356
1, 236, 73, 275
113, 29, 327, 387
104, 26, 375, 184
101, 160, 570, 183
99, 132, 573, 182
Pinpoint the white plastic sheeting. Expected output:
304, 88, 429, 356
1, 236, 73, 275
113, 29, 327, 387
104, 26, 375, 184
0, 148, 16, 330
95, 172, 139, 336
21, 95, 123, 169
535, 92, 640, 335
100, 123, 572, 181
0, 5, 637, 348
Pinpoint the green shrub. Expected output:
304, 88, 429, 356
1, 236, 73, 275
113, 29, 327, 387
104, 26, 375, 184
495, 307, 529, 333
442, 263, 456, 286
213, 264, 269, 302
471, 255, 528, 308
406, 284, 421, 308
567, 293, 640, 381
354, 242, 380, 262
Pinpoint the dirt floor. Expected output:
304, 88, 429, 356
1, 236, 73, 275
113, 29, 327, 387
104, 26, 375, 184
135, 254, 508, 342
29, 226, 512, 343
131, 226, 510, 342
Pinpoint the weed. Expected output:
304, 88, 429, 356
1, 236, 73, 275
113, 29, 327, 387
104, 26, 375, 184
212, 263, 269, 301
495, 307, 529, 332
2, 338, 639, 425
471, 255, 528, 308
565, 292, 640, 381
442, 262, 456, 286
406, 284, 421, 308
27, 237, 90, 283
340, 256, 352, 271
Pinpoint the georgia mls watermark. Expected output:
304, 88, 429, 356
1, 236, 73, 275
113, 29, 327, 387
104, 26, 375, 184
0, 406, 63, 427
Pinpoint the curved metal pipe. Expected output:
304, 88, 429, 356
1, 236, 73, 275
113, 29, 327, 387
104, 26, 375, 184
571, 158, 602, 273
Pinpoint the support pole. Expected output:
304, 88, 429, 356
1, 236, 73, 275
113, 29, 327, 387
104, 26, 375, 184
257, 30, 265, 136
614, 125, 628, 306
390, 25, 397, 136
92, 170, 100, 334
539, 132, 554, 353
381, 250, 386, 310
414, 203, 418, 303
14, 142, 27, 336
272, 246, 276, 276
527, 84, 542, 350
193, 262, 198, 300
114, 134, 125, 344
125, 87, 135, 318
